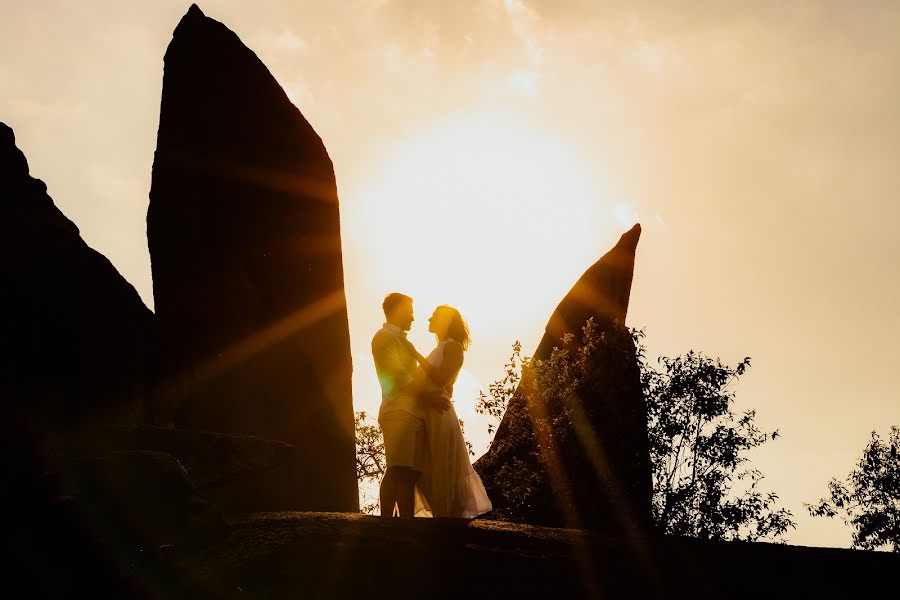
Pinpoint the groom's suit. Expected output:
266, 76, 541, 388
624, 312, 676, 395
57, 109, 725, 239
372, 323, 427, 471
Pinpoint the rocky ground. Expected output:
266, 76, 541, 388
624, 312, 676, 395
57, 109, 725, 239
7, 510, 896, 599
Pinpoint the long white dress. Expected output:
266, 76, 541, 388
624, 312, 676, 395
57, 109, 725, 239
414, 338, 493, 519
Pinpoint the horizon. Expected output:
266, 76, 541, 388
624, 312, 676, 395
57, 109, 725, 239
4, 0, 900, 549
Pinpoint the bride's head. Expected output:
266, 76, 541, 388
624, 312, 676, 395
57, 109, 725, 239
427, 305, 471, 350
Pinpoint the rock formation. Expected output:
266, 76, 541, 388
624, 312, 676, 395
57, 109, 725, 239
58, 450, 227, 551
9, 509, 900, 599
535, 223, 642, 359
475, 224, 653, 533
147, 5, 357, 512
0, 121, 155, 447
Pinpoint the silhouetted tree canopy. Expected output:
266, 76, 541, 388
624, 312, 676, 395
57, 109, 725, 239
354, 411, 385, 514
476, 323, 795, 541
806, 426, 900, 552
639, 337, 794, 541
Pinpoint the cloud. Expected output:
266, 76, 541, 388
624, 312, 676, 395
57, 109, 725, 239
504, 70, 540, 96
265, 30, 307, 52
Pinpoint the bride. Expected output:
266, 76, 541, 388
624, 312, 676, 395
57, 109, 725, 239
406, 305, 492, 519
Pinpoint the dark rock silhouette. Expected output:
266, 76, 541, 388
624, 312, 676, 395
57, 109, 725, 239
82, 425, 297, 491
58, 450, 227, 551
476, 224, 653, 533
0, 121, 155, 447
147, 5, 357, 512
5, 7, 900, 597
176, 513, 900, 600
0, 120, 236, 562
14, 511, 898, 599
535, 223, 642, 359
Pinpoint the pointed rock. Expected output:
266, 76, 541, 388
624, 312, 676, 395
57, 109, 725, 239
475, 224, 653, 533
0, 122, 154, 444
536, 223, 641, 359
147, 8, 357, 511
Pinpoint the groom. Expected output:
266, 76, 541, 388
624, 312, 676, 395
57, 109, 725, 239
372, 292, 449, 518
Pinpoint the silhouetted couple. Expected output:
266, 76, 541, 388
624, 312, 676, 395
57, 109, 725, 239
372, 293, 492, 519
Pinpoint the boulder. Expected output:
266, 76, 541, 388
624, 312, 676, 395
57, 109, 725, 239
475, 224, 653, 533
0, 121, 155, 447
7, 511, 900, 599
72, 425, 297, 515
57, 450, 226, 551
147, 5, 357, 511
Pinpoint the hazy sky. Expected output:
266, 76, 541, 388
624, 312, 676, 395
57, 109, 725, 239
3, 0, 900, 548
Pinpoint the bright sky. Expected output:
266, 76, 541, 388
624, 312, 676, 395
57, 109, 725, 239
4, 0, 900, 549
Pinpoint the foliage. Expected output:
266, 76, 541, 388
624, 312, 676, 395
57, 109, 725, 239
476, 321, 795, 541
806, 426, 900, 552
354, 411, 385, 515
639, 335, 794, 541
476, 341, 523, 437
475, 319, 641, 527
458, 419, 475, 458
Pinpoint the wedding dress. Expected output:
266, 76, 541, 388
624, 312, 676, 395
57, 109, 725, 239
414, 338, 492, 519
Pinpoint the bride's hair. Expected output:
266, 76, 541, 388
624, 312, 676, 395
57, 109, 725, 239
434, 305, 471, 350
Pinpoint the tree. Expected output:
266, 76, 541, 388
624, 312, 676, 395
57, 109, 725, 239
639, 336, 794, 541
476, 341, 522, 438
354, 411, 385, 515
806, 426, 900, 552
476, 323, 795, 541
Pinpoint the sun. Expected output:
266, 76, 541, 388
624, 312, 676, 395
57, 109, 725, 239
346, 111, 610, 323
342, 110, 623, 456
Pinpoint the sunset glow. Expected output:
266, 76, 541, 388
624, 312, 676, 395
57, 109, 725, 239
349, 111, 604, 318
5, 0, 900, 549
342, 111, 621, 458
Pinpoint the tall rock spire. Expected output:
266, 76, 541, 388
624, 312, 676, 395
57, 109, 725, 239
476, 224, 652, 534
148, 6, 357, 512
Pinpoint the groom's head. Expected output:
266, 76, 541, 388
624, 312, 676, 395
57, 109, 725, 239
383, 292, 414, 331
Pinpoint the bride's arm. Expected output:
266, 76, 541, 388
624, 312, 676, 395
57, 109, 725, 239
404, 340, 464, 388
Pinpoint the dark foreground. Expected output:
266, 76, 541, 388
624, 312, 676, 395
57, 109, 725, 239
4, 510, 896, 599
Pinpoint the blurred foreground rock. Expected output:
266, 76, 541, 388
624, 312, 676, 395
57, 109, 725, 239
78, 426, 295, 489
5, 512, 896, 599
7, 426, 297, 572
73, 426, 297, 513
57, 450, 226, 551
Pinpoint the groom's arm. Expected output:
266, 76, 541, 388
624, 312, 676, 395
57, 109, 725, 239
375, 335, 451, 413
401, 340, 462, 389
408, 341, 464, 389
